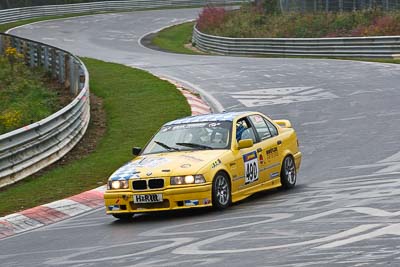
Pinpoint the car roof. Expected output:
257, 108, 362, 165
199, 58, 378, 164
164, 111, 255, 126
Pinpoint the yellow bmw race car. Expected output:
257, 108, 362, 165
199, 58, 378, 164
104, 111, 301, 219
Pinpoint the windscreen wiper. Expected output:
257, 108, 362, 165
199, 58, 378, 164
154, 141, 180, 151
176, 142, 213, 150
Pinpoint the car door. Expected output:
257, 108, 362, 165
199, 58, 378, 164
248, 114, 282, 185
231, 116, 265, 196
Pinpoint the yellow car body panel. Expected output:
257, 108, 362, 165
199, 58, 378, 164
104, 111, 301, 216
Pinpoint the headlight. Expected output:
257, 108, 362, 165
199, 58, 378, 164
107, 179, 129, 190
170, 175, 206, 185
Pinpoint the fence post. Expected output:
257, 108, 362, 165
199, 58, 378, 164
64, 53, 70, 89
69, 57, 77, 95
51, 48, 57, 79
58, 51, 65, 83
0, 35, 3, 54
29, 42, 35, 67
36, 44, 42, 67
44, 46, 49, 70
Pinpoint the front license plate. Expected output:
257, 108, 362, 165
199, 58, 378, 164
133, 194, 163, 204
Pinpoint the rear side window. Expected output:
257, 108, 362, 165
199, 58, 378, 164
265, 119, 278, 137
249, 115, 273, 141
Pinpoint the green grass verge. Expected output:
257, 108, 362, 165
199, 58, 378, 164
151, 21, 198, 54
0, 55, 60, 134
0, 58, 190, 216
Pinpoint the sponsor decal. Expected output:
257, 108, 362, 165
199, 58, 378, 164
181, 164, 192, 168
208, 122, 221, 127
110, 161, 140, 180
259, 154, 265, 164
203, 198, 211, 205
266, 147, 278, 160
171, 123, 207, 130
253, 115, 263, 123
136, 157, 170, 168
243, 151, 259, 185
270, 172, 279, 179
211, 159, 222, 169
108, 205, 120, 211
180, 155, 204, 162
184, 200, 199, 206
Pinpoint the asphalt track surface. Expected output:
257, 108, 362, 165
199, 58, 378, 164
3, 8, 400, 266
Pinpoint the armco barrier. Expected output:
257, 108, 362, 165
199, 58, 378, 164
0, 33, 90, 188
0, 0, 247, 24
192, 26, 400, 58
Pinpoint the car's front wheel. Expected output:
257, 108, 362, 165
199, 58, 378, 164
112, 213, 134, 220
280, 156, 297, 189
212, 172, 231, 209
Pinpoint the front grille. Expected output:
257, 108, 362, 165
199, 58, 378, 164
148, 179, 164, 189
132, 180, 146, 190
132, 178, 164, 190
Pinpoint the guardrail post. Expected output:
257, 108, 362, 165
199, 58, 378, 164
79, 66, 85, 91
51, 48, 57, 79
44, 46, 49, 70
65, 53, 70, 89
69, 57, 77, 95
384, 0, 389, 10
0, 35, 3, 54
29, 42, 36, 67
36, 44, 42, 67
58, 51, 65, 83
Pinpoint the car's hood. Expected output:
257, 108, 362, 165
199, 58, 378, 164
109, 150, 228, 180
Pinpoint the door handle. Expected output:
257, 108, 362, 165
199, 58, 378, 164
277, 140, 282, 145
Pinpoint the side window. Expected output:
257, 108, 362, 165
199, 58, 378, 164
264, 119, 278, 137
249, 115, 272, 141
236, 118, 257, 143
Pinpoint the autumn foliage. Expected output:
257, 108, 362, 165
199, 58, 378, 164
196, 4, 400, 38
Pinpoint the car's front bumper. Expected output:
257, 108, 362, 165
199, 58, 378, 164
104, 183, 212, 215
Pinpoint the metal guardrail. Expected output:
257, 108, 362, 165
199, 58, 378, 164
192, 26, 400, 58
0, 33, 90, 188
0, 0, 246, 24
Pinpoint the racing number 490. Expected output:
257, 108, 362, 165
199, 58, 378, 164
244, 152, 259, 185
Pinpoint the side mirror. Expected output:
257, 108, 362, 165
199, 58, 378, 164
238, 139, 253, 149
132, 147, 142, 156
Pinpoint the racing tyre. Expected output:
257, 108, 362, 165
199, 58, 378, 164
212, 172, 231, 210
112, 213, 134, 220
280, 156, 296, 189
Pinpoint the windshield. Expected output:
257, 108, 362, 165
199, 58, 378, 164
142, 121, 232, 154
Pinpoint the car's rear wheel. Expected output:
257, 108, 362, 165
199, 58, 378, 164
281, 156, 296, 189
112, 213, 134, 220
212, 172, 231, 209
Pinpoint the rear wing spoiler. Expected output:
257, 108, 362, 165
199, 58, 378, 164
274, 120, 292, 128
